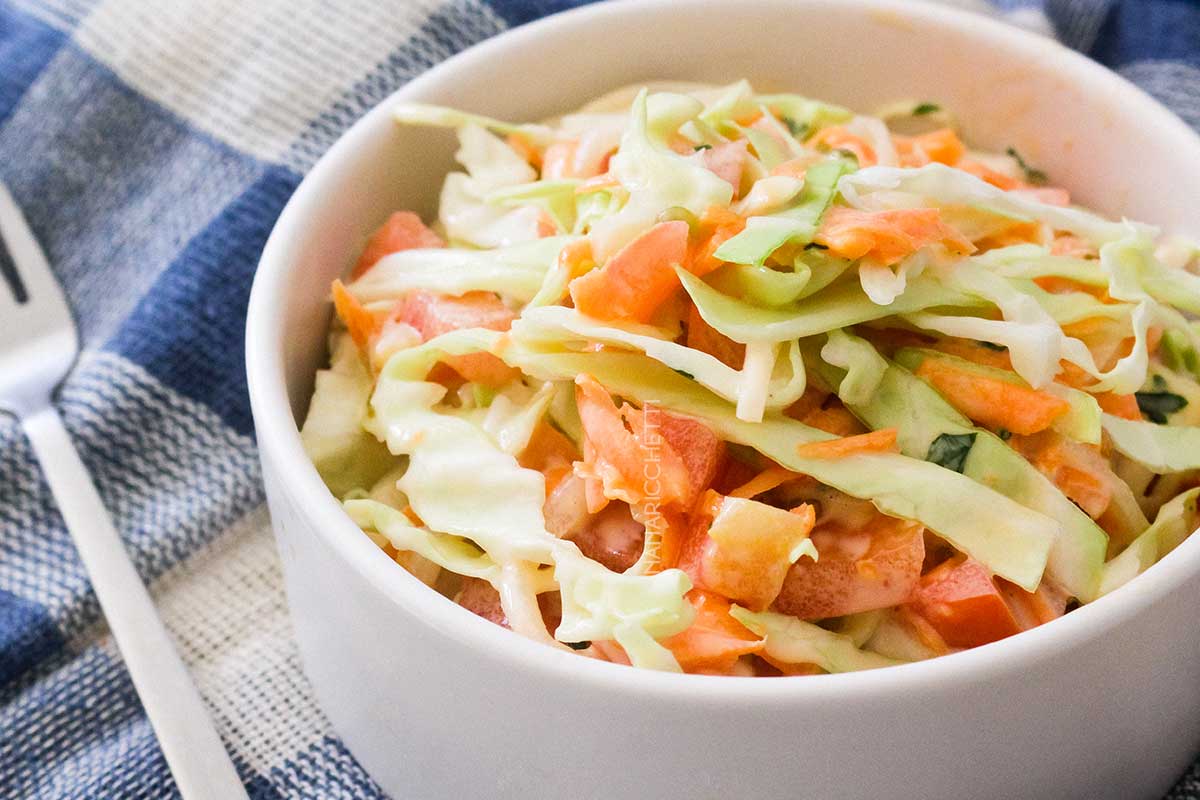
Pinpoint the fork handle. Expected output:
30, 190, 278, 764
21, 406, 249, 800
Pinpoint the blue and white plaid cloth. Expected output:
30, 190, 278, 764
0, 0, 1197, 797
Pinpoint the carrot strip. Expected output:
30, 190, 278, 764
569, 220, 690, 322
806, 126, 877, 167
728, 467, 807, 499
796, 428, 898, 459
1096, 392, 1140, 421
914, 359, 1070, 435
331, 279, 381, 352
815, 206, 974, 266
351, 211, 445, 279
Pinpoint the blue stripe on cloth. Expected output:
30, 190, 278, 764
0, 588, 62, 688
0, 43, 265, 347
105, 166, 301, 436
484, 0, 596, 27
1089, 0, 1200, 68
254, 736, 386, 800
0, 3, 66, 128
0, 643, 266, 800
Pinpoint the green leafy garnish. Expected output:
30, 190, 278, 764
926, 432, 977, 473
978, 340, 1007, 352
997, 428, 1012, 441
781, 116, 808, 138
693, 143, 712, 151
913, 102, 941, 116
1005, 146, 1048, 185
804, 242, 829, 251
565, 640, 592, 650
1135, 389, 1189, 424
673, 368, 696, 380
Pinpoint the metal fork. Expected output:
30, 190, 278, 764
0, 180, 249, 799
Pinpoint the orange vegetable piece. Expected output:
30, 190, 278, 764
330, 279, 382, 352
1095, 392, 1140, 421
728, 467, 809, 500
392, 290, 518, 386
574, 375, 692, 512
815, 206, 974, 266
914, 358, 1070, 435
685, 302, 745, 368
351, 211, 445, 279
569, 220, 690, 323
806, 126, 877, 167
773, 513, 925, 620
795, 428, 898, 459
909, 556, 1022, 648
505, 133, 542, 169
956, 159, 1022, 191
687, 206, 747, 277
660, 590, 765, 673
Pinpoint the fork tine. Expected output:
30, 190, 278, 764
0, 179, 69, 316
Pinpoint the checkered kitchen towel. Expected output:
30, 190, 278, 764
0, 0, 1198, 797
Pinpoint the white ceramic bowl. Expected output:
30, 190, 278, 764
246, 2, 1200, 797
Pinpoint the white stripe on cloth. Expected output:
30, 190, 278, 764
65, 0, 501, 171
0, 350, 261, 639
8, 0, 97, 31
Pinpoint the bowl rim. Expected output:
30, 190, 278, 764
246, 0, 1200, 702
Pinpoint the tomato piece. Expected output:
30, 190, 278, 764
685, 302, 745, 368
660, 590, 764, 673
569, 501, 646, 573
352, 211, 444, 279
392, 290, 519, 386
773, 513, 925, 620
909, 556, 1022, 648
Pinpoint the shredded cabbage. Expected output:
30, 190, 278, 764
731, 607, 906, 673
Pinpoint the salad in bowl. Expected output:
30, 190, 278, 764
300, 81, 1200, 676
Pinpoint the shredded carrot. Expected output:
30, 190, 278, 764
1095, 392, 1141, 421
728, 467, 807, 499
957, 159, 1023, 191
915, 358, 1070, 435
797, 402, 867, 437
815, 206, 974, 266
770, 156, 819, 179
569, 220, 690, 323
893, 128, 966, 167
796, 428, 898, 459
806, 126, 877, 167
505, 133, 541, 169
540, 140, 580, 180
331, 279, 381, 352
685, 302, 745, 368
687, 207, 747, 277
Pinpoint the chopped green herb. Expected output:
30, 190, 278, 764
804, 242, 829, 251
565, 640, 592, 651
693, 143, 712, 151
913, 102, 941, 116
1150, 374, 1169, 391
978, 340, 1008, 352
926, 432, 977, 473
1135, 390, 1188, 424
781, 116, 808, 138
673, 368, 695, 380
1005, 146, 1048, 185
997, 428, 1012, 441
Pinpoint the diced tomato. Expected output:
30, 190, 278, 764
455, 577, 507, 627
909, 556, 1022, 648
682, 492, 817, 611
773, 513, 925, 620
660, 590, 764, 673
569, 220, 690, 323
815, 206, 974, 266
351, 211, 445, 279
658, 412, 725, 506
685, 302, 745, 368
392, 290, 519, 386
996, 578, 1068, 631
519, 420, 579, 494
701, 140, 748, 195
569, 501, 646, 573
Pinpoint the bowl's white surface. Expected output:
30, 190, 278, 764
246, 2, 1200, 797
